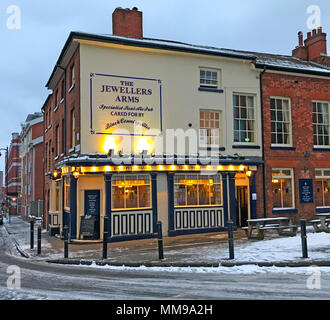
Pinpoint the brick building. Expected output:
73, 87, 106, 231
251, 30, 330, 220
6, 133, 22, 215
41, 8, 330, 241
20, 113, 44, 219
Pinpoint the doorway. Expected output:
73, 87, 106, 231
236, 186, 249, 227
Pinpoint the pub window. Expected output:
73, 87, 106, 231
315, 169, 330, 207
313, 101, 330, 147
174, 174, 222, 207
55, 181, 61, 212
233, 94, 255, 143
199, 68, 220, 89
270, 97, 292, 146
64, 176, 70, 211
112, 175, 151, 210
200, 110, 221, 147
272, 169, 294, 209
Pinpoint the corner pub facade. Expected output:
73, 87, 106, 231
43, 7, 330, 242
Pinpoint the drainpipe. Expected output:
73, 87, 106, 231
260, 67, 267, 218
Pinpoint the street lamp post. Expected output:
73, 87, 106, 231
0, 147, 9, 222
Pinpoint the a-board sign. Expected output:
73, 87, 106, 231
79, 215, 97, 238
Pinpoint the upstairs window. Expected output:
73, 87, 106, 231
199, 110, 220, 147
69, 64, 75, 88
71, 109, 75, 148
313, 101, 330, 147
233, 94, 255, 143
199, 68, 220, 89
270, 97, 292, 146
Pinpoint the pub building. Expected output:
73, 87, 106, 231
43, 7, 265, 241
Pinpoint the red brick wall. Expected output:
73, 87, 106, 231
262, 72, 330, 220
112, 7, 143, 39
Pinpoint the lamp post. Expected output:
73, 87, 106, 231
0, 147, 9, 222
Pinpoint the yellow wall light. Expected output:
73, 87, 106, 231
239, 165, 245, 171
158, 165, 164, 171
136, 137, 150, 154
170, 165, 176, 171
217, 165, 223, 171
103, 136, 117, 154
104, 166, 112, 172
133, 165, 139, 171
118, 166, 125, 171
229, 165, 234, 171
246, 170, 252, 177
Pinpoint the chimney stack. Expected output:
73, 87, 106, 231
112, 7, 143, 39
292, 28, 329, 65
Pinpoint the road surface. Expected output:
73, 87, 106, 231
0, 226, 329, 300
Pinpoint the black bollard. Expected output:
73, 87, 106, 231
157, 221, 164, 260
64, 226, 69, 259
30, 220, 34, 250
227, 220, 235, 260
103, 216, 109, 260
301, 219, 308, 258
37, 226, 42, 255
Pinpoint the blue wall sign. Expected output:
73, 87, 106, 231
299, 179, 313, 204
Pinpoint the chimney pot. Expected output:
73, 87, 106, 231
318, 27, 323, 33
298, 31, 303, 46
312, 29, 317, 36
307, 31, 312, 38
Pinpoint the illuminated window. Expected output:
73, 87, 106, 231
313, 101, 330, 147
174, 174, 222, 207
200, 110, 220, 147
233, 94, 255, 143
55, 181, 61, 212
272, 169, 294, 209
315, 169, 330, 207
112, 175, 151, 210
64, 176, 70, 211
270, 97, 292, 146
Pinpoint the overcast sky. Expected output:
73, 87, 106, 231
0, 0, 329, 177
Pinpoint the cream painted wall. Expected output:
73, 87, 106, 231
79, 41, 262, 158
77, 175, 105, 239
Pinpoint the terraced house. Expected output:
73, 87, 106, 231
43, 7, 264, 240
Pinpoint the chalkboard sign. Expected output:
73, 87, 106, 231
85, 190, 100, 217
299, 179, 314, 204
80, 215, 97, 239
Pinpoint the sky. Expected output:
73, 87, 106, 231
0, 0, 329, 177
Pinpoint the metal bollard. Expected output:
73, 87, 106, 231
30, 220, 34, 250
157, 221, 164, 260
37, 226, 42, 255
64, 226, 69, 259
300, 219, 308, 258
103, 216, 109, 260
227, 220, 235, 260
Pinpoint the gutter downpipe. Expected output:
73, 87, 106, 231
260, 67, 267, 218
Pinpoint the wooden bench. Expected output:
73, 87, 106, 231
243, 217, 298, 240
310, 218, 330, 233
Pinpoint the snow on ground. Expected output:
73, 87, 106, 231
78, 261, 330, 275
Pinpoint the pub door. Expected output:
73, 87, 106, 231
236, 186, 249, 227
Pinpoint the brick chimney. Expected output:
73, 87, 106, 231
112, 7, 143, 39
292, 28, 330, 66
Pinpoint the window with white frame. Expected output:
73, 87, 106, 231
313, 101, 330, 147
199, 110, 220, 147
199, 68, 220, 89
112, 175, 151, 210
272, 169, 294, 209
315, 169, 330, 207
233, 94, 255, 143
270, 97, 292, 146
174, 174, 222, 207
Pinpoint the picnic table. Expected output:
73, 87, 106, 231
242, 217, 298, 240
310, 213, 330, 233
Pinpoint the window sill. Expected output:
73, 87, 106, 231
270, 146, 296, 150
68, 147, 75, 153
60, 98, 64, 104
198, 87, 223, 93
232, 145, 261, 149
54, 106, 59, 113
54, 156, 59, 161
68, 84, 75, 93
272, 208, 298, 214
313, 147, 330, 152
315, 206, 330, 213
199, 147, 226, 151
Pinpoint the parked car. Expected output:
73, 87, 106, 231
0, 213, 3, 225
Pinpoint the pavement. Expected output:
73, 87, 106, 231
2, 215, 330, 268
